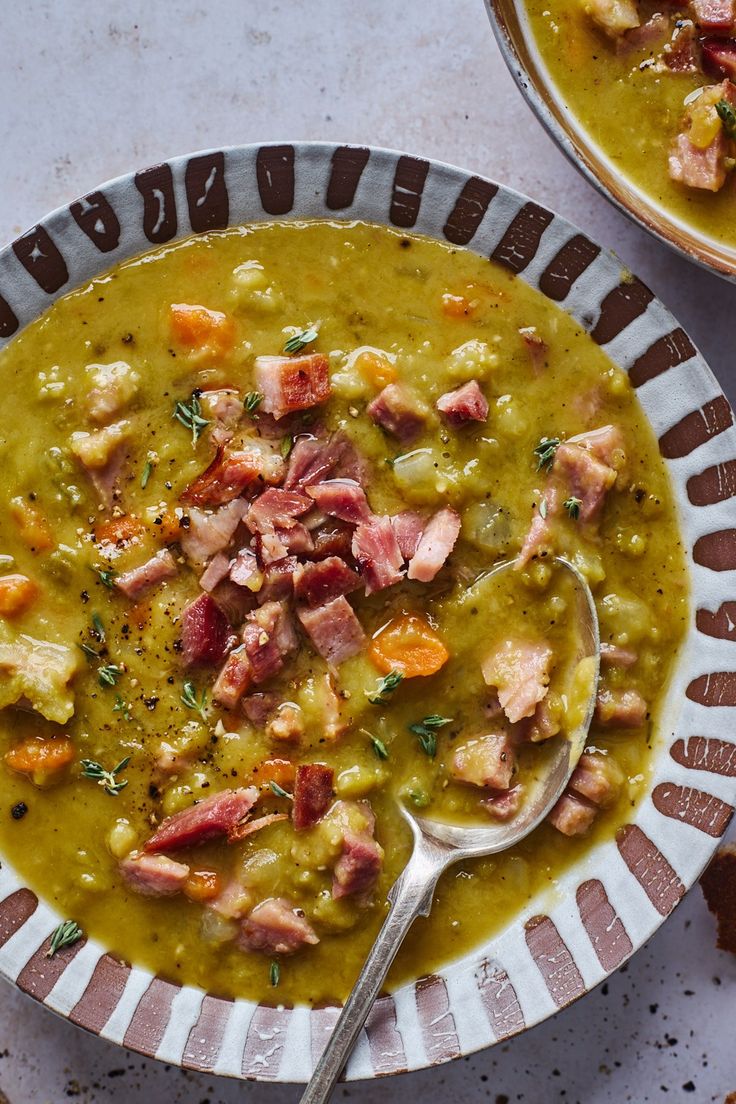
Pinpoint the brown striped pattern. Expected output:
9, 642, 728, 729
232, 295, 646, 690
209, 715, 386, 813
16, 932, 86, 1000
0, 293, 18, 338
629, 328, 696, 387
524, 916, 585, 1007
183, 994, 233, 1073
443, 177, 497, 245
688, 460, 736, 506
687, 671, 736, 707
390, 156, 429, 228
326, 146, 370, 210
476, 960, 525, 1040
365, 995, 407, 1075
659, 396, 733, 459
256, 145, 295, 216
135, 163, 178, 244
694, 529, 736, 571
69, 954, 130, 1033
122, 975, 180, 1056
697, 603, 736, 641
414, 975, 460, 1064
185, 151, 229, 232
616, 825, 685, 915
241, 1004, 290, 1079
590, 278, 654, 345
0, 889, 37, 946
310, 1004, 340, 1069
69, 191, 121, 252
672, 735, 736, 775
576, 880, 632, 972
491, 202, 553, 274
12, 227, 68, 294
652, 783, 733, 837
538, 234, 601, 301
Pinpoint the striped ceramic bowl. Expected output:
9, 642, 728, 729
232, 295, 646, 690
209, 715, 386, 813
0, 143, 734, 1081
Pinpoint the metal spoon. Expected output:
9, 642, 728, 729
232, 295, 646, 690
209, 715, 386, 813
300, 556, 600, 1104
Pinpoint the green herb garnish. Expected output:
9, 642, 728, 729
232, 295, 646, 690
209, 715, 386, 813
47, 919, 83, 957
140, 459, 154, 489
370, 735, 389, 760
717, 99, 736, 139
283, 324, 319, 355
243, 391, 264, 415
91, 612, 105, 642
280, 435, 294, 459
365, 670, 404, 706
409, 715, 453, 758
270, 960, 281, 987
564, 496, 582, 521
181, 680, 208, 721
173, 392, 209, 446
534, 436, 560, 472
80, 756, 130, 796
113, 694, 132, 722
98, 663, 123, 688
78, 642, 101, 661
407, 789, 431, 809
94, 565, 116, 588
268, 781, 293, 800
539, 497, 548, 520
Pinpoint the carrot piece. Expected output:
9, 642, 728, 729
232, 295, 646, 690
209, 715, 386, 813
169, 303, 235, 357
355, 350, 398, 389
183, 870, 222, 902
5, 736, 75, 776
155, 512, 183, 544
0, 574, 38, 617
9, 497, 54, 553
252, 758, 296, 788
369, 612, 449, 678
94, 515, 145, 547
441, 292, 477, 319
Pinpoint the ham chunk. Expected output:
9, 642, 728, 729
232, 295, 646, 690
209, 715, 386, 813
293, 556, 361, 607
391, 511, 425, 561
255, 354, 331, 420
569, 752, 623, 809
181, 442, 285, 507
352, 516, 404, 594
484, 785, 523, 822
691, 0, 735, 33
451, 733, 516, 790
212, 647, 252, 709
229, 548, 262, 590
306, 479, 372, 525
200, 551, 231, 592
181, 593, 235, 667
436, 380, 488, 426
120, 852, 190, 897
70, 420, 130, 507
702, 36, 736, 78
179, 499, 248, 566
239, 897, 319, 954
406, 507, 461, 582
116, 549, 177, 600
143, 787, 258, 852
265, 703, 305, 744
367, 384, 427, 443
308, 519, 354, 562
328, 801, 384, 901
554, 436, 619, 523
85, 361, 139, 423
548, 792, 597, 837
242, 600, 296, 683
481, 638, 553, 724
242, 691, 279, 727
293, 764, 335, 830
595, 687, 647, 728
669, 80, 736, 192
600, 642, 638, 668
585, 0, 640, 37
246, 487, 312, 534
257, 556, 297, 603
297, 595, 366, 665
284, 432, 361, 490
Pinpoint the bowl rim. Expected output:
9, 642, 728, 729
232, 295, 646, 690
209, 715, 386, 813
0, 139, 735, 1083
484, 0, 736, 283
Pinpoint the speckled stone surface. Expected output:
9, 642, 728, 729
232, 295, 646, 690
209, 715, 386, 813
0, 1, 734, 1101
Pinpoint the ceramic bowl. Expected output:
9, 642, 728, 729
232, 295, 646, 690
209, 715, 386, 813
485, 0, 736, 282
0, 142, 735, 1082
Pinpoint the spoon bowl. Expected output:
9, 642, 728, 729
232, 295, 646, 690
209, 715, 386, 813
301, 555, 600, 1104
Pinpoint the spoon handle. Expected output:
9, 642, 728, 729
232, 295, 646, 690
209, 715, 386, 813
299, 836, 446, 1104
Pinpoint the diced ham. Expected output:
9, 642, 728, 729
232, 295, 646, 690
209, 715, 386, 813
120, 852, 190, 897
239, 897, 319, 954
293, 764, 335, 830
333, 831, 383, 901
568, 424, 624, 468
230, 812, 288, 840
518, 326, 549, 373
548, 792, 598, 837
318, 672, 347, 742
229, 548, 262, 590
274, 521, 314, 556
436, 379, 488, 426
85, 361, 139, 424
621, 11, 671, 52
200, 551, 231, 592
246, 487, 312, 534
585, 0, 640, 37
554, 439, 619, 523
406, 507, 461, 582
483, 785, 523, 821
352, 516, 404, 594
515, 484, 558, 570
242, 601, 297, 683
208, 578, 258, 624
179, 499, 248, 565
569, 752, 623, 809
265, 703, 305, 744
70, 420, 130, 508
600, 642, 638, 667
390, 511, 426, 561
143, 787, 258, 853
306, 479, 372, 525
181, 442, 285, 507
297, 595, 366, 665
662, 19, 699, 72
669, 130, 730, 191
255, 354, 331, 421
691, 0, 735, 34
451, 733, 516, 790
595, 687, 648, 728
115, 549, 177, 600
702, 35, 736, 78
308, 519, 355, 561
482, 638, 553, 724
257, 556, 297, 603
181, 593, 235, 667
367, 383, 427, 443
242, 691, 279, 727
212, 647, 252, 709
284, 433, 345, 490
199, 388, 243, 430
293, 556, 361, 607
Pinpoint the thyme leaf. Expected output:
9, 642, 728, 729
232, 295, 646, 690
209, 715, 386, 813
173, 392, 209, 446
365, 669, 404, 706
717, 98, 736, 139
181, 680, 208, 721
47, 919, 83, 957
370, 735, 389, 760
268, 781, 293, 800
283, 324, 319, 355
280, 435, 294, 459
113, 694, 132, 722
93, 565, 117, 588
140, 459, 154, 489
270, 960, 281, 987
539, 497, 548, 520
91, 612, 105, 643
564, 496, 582, 521
243, 391, 264, 415
80, 756, 130, 796
98, 663, 123, 688
534, 436, 560, 472
408, 715, 453, 758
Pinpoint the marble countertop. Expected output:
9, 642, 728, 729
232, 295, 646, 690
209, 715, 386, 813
0, 1, 734, 1101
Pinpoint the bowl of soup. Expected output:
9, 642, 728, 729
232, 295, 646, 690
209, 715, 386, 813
486, 0, 736, 280
0, 142, 733, 1081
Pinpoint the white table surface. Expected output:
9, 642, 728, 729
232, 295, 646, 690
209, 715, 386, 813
1, 1, 735, 1101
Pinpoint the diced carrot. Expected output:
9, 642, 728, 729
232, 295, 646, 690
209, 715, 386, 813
369, 612, 449, 678
94, 515, 145, 547
0, 574, 38, 617
441, 292, 478, 319
183, 870, 222, 902
252, 758, 296, 788
5, 736, 75, 776
155, 512, 183, 545
169, 303, 235, 357
10, 497, 54, 553
355, 350, 398, 388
